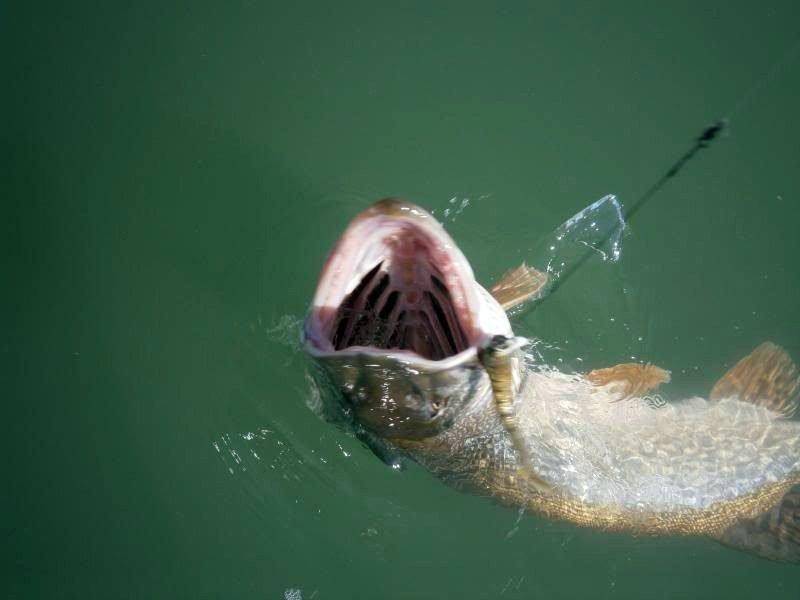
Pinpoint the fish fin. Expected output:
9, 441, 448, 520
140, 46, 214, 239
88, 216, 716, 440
714, 484, 800, 563
355, 425, 405, 471
489, 263, 548, 311
586, 363, 671, 399
710, 342, 800, 417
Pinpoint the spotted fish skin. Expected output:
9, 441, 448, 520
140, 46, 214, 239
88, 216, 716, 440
396, 365, 800, 554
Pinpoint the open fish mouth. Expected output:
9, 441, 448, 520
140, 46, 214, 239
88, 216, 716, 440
304, 198, 483, 362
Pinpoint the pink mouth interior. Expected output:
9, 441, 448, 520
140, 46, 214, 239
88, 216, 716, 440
325, 225, 471, 361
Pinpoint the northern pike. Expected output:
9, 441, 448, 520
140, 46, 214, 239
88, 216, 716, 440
303, 198, 800, 562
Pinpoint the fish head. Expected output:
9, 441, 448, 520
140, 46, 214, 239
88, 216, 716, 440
304, 198, 518, 440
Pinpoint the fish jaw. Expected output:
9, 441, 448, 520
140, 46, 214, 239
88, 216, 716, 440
304, 198, 512, 361
310, 349, 492, 440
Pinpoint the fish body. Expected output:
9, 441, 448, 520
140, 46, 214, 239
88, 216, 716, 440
399, 369, 799, 537
304, 199, 800, 562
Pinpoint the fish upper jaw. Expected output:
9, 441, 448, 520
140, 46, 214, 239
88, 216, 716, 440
304, 198, 511, 364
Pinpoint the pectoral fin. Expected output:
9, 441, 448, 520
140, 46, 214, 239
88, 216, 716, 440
355, 425, 406, 470
586, 363, 671, 399
710, 342, 800, 417
489, 263, 548, 311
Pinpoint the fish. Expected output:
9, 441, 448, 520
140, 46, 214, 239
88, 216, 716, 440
303, 198, 800, 563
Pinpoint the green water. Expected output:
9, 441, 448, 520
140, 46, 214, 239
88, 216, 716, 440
5, 2, 800, 598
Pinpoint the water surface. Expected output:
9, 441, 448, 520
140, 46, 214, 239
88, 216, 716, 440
5, 2, 800, 598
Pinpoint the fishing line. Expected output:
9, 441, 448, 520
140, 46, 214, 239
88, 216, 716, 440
543, 36, 800, 300
723, 36, 800, 123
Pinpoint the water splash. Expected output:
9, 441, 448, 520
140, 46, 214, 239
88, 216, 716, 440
266, 314, 304, 350
431, 193, 491, 222
535, 194, 625, 286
